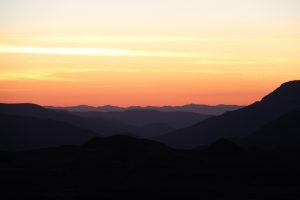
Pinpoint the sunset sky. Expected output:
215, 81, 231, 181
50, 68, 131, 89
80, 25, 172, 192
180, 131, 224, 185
0, 0, 299, 106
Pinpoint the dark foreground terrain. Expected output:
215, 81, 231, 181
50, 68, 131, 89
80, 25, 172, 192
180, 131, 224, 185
1, 135, 300, 200
1, 80, 300, 199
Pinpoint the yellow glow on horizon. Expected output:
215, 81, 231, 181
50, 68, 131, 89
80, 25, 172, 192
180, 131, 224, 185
0, 34, 299, 106
1, 0, 300, 106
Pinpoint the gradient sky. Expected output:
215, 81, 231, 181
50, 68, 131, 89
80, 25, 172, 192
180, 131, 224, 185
0, 0, 299, 106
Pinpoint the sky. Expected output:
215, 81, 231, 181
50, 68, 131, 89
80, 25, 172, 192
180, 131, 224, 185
0, 0, 299, 106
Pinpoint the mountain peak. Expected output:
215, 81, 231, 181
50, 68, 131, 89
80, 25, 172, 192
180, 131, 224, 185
277, 80, 300, 92
0, 103, 46, 113
199, 138, 247, 157
280, 80, 300, 87
0, 103, 43, 107
261, 80, 300, 103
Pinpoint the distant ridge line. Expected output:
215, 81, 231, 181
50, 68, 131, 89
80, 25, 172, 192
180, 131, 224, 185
46, 104, 244, 115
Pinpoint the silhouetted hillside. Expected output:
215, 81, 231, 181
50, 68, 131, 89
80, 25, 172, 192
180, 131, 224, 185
0, 103, 174, 138
196, 138, 247, 157
146, 104, 244, 115
2, 81, 300, 198
73, 109, 211, 129
1, 134, 300, 199
242, 108, 300, 149
155, 80, 300, 148
48, 104, 243, 115
82, 135, 174, 155
0, 103, 128, 135
0, 112, 96, 151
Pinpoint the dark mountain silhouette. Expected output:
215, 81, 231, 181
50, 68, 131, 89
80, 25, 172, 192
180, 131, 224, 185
0, 103, 129, 136
73, 109, 211, 129
47, 104, 125, 112
2, 81, 300, 198
48, 104, 243, 115
0, 112, 96, 151
241, 108, 300, 149
0, 103, 173, 138
1, 134, 300, 199
82, 135, 173, 155
143, 104, 244, 115
196, 138, 247, 157
155, 80, 300, 149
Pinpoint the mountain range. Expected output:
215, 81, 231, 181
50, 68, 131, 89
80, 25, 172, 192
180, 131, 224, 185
72, 109, 211, 129
1, 80, 300, 198
0, 103, 210, 150
1, 80, 300, 151
47, 104, 243, 115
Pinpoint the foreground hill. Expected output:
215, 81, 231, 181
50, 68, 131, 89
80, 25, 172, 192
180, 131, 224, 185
155, 80, 300, 149
1, 135, 300, 199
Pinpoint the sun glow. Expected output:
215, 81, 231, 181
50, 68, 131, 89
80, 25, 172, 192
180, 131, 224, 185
0, 0, 299, 106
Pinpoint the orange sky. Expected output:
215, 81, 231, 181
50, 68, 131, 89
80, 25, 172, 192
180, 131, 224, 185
0, 0, 300, 106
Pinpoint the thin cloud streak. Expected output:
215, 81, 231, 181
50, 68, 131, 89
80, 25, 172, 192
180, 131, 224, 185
0, 44, 223, 58
0, 69, 224, 81
0, 45, 131, 56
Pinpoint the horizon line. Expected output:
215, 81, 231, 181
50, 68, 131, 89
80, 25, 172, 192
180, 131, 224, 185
0, 102, 246, 108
